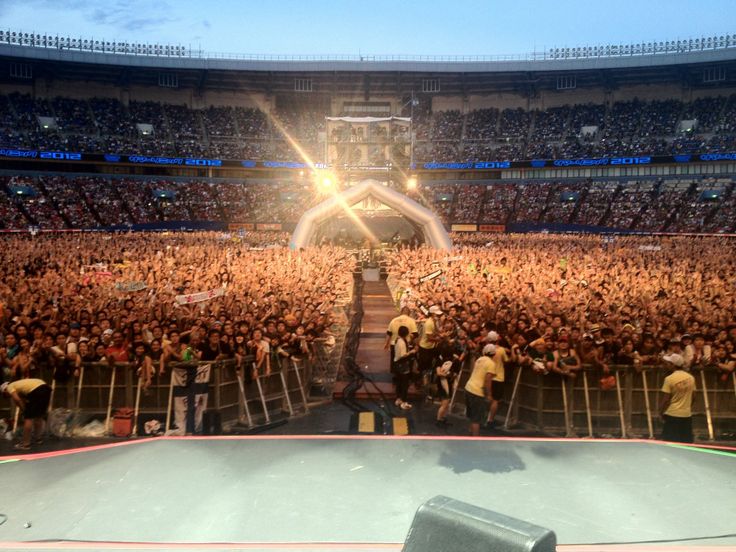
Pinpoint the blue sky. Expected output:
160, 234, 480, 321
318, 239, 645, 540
0, 0, 732, 56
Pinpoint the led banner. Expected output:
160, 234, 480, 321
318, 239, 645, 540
228, 223, 255, 231
478, 224, 506, 232
450, 224, 478, 232
2, 148, 736, 171
256, 223, 282, 231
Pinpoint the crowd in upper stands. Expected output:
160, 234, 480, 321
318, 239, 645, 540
2, 92, 736, 163
387, 234, 736, 378
0, 173, 734, 234
0, 233, 352, 387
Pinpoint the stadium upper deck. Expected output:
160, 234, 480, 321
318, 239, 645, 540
2, 31, 736, 94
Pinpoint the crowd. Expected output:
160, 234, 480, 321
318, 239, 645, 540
386, 235, 736, 391
2, 92, 736, 164
0, 233, 352, 405
2, 174, 735, 233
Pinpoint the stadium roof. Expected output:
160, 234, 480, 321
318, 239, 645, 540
2, 33, 736, 95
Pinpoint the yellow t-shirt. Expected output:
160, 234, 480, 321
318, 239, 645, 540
386, 314, 418, 345
491, 347, 509, 383
465, 356, 496, 397
419, 317, 437, 350
662, 370, 696, 418
7, 378, 46, 397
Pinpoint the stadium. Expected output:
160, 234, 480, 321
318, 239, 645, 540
0, 9, 735, 552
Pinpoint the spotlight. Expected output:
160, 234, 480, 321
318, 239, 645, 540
407, 176, 418, 190
321, 176, 334, 189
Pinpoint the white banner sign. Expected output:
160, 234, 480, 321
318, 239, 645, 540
174, 287, 226, 305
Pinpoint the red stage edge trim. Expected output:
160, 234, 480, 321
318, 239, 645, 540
2, 434, 734, 462
0, 543, 733, 551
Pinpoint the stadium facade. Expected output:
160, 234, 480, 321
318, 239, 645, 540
0, 34, 735, 234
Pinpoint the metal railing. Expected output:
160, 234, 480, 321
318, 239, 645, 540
448, 357, 736, 441
1, 30, 735, 62
1, 355, 317, 437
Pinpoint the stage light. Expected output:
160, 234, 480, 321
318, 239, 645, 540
407, 176, 418, 190
321, 176, 334, 189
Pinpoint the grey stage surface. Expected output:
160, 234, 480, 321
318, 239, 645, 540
0, 436, 735, 549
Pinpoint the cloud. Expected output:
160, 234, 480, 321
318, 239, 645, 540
87, 1, 179, 32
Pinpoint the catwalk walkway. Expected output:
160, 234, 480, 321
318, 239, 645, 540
334, 280, 397, 399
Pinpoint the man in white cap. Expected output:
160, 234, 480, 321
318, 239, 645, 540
1, 378, 52, 450
416, 305, 443, 390
464, 344, 497, 436
484, 330, 517, 427
659, 353, 696, 443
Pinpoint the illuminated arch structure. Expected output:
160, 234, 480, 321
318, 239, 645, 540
290, 179, 453, 250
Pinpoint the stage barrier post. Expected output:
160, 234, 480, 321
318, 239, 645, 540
503, 367, 523, 430
641, 369, 654, 439
614, 371, 627, 439
582, 371, 593, 438
699, 370, 715, 441
104, 364, 117, 435
132, 373, 143, 437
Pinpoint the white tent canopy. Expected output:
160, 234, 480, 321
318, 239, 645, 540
290, 179, 452, 250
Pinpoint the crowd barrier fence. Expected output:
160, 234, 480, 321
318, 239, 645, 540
448, 356, 736, 440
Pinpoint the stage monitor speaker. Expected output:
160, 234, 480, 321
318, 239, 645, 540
403, 496, 556, 552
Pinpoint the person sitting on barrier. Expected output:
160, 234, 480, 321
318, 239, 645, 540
465, 344, 497, 436
1, 378, 52, 451
393, 325, 417, 411
659, 353, 696, 443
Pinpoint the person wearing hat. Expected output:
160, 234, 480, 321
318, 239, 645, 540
416, 305, 443, 390
384, 306, 418, 374
659, 353, 696, 443
392, 325, 416, 411
1, 378, 52, 451
464, 344, 497, 436
484, 330, 517, 427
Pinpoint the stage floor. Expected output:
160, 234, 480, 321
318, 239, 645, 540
0, 437, 735, 551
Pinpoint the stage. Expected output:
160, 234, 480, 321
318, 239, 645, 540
0, 436, 735, 551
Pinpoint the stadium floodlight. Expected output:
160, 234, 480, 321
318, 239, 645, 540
407, 176, 418, 190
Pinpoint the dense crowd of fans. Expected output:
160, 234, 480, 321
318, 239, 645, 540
1, 92, 736, 163
0, 174, 734, 233
0, 233, 352, 389
387, 235, 736, 382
